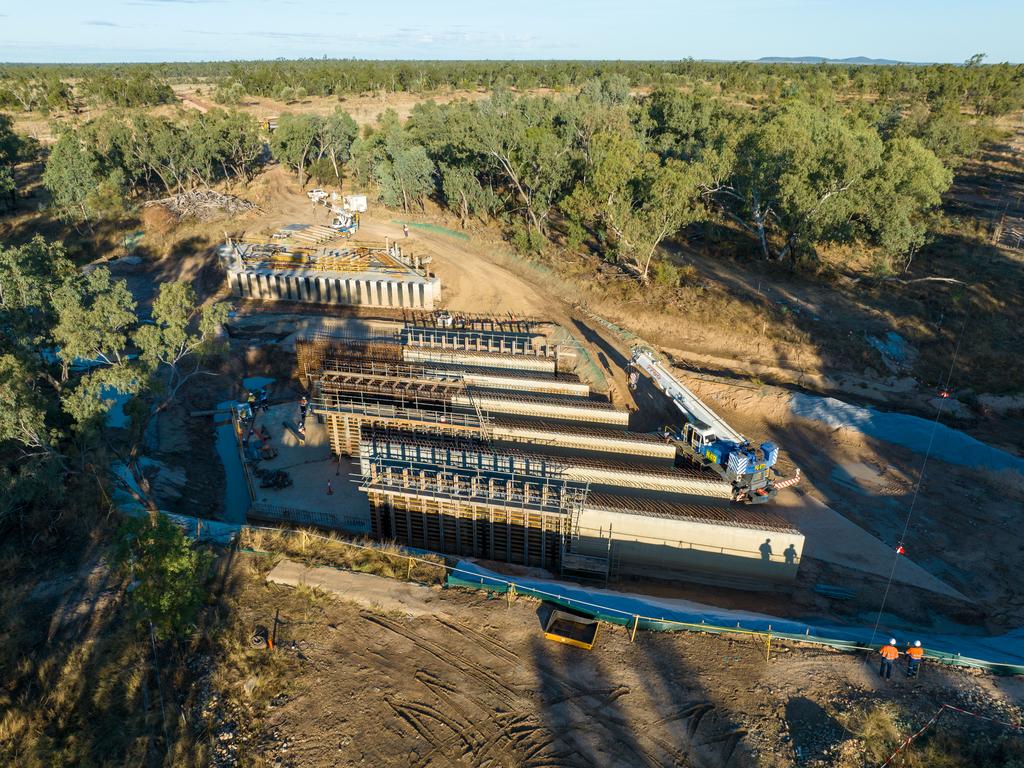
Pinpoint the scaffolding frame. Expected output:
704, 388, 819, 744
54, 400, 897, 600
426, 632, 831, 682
359, 443, 589, 569
403, 310, 543, 335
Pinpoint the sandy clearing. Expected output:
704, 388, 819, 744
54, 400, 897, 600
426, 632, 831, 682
267, 559, 443, 617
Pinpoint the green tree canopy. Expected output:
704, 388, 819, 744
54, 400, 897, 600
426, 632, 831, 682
0, 114, 37, 210
43, 111, 265, 222
565, 129, 708, 279
270, 113, 320, 186
0, 236, 229, 522
352, 110, 436, 211
112, 513, 211, 640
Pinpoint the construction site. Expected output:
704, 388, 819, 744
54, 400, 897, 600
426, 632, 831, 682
221, 219, 441, 309
229, 295, 807, 587
8, 174, 1024, 768
6, 41, 1024, 767
214, 235, 1024, 767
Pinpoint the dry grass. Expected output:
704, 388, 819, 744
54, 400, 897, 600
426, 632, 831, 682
839, 703, 1024, 768
140, 204, 178, 241
0, 611, 158, 766
239, 527, 448, 585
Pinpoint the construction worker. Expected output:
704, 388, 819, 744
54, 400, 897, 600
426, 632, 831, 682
299, 395, 308, 420
403, 224, 410, 238
879, 639, 900, 680
906, 640, 924, 678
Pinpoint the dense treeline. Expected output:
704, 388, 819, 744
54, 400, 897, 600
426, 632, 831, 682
339, 81, 954, 274
14, 58, 1020, 273
0, 68, 172, 112
43, 110, 263, 223
35, 76, 969, 273
2, 57, 1022, 114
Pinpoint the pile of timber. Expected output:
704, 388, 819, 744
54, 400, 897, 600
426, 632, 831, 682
145, 189, 257, 221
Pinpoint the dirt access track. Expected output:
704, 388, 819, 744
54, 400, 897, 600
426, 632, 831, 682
241, 556, 1023, 768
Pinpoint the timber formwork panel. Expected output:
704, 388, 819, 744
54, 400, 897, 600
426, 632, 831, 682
325, 413, 363, 456
366, 489, 564, 568
317, 406, 487, 456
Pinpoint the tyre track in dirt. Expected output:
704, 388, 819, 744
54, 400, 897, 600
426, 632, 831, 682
366, 612, 658, 766
434, 614, 521, 665
538, 661, 751, 768
361, 612, 520, 704
367, 612, 576, 767
398, 683, 574, 768
364, 611, 753, 767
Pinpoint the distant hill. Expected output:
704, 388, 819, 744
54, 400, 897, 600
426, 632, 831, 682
753, 56, 915, 65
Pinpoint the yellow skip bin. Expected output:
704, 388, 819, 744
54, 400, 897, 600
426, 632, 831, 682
543, 609, 599, 651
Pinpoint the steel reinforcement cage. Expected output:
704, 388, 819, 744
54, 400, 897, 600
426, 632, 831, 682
359, 444, 589, 568
356, 418, 597, 570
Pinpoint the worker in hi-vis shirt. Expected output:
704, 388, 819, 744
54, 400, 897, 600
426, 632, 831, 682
906, 640, 924, 678
879, 639, 900, 680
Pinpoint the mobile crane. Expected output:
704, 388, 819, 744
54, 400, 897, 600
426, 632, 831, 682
630, 347, 799, 504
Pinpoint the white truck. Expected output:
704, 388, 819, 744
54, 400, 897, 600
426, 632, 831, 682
307, 188, 329, 204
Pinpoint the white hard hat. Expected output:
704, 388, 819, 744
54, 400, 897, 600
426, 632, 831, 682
914, 640, 921, 647
889, 638, 897, 645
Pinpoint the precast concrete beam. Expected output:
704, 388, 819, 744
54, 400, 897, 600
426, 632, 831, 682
491, 424, 677, 460
403, 348, 556, 373
451, 394, 627, 426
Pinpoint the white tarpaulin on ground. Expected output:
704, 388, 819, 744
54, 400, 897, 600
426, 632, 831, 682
790, 392, 1024, 474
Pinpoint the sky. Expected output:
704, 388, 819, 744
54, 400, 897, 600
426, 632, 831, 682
0, 0, 1020, 64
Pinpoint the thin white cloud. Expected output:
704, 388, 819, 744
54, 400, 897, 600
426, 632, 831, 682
125, 0, 224, 5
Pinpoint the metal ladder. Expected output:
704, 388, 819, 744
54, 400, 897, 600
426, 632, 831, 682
461, 382, 491, 440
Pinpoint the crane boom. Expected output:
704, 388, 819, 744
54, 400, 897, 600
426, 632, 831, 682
632, 349, 745, 445
630, 347, 792, 503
